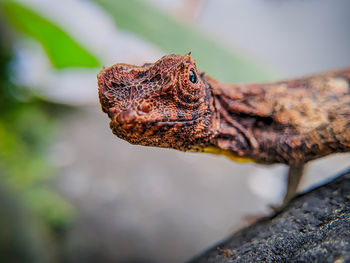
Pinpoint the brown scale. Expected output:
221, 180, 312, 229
97, 53, 350, 205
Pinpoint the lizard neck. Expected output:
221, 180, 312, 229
204, 76, 268, 163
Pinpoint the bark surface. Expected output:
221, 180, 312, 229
190, 168, 350, 263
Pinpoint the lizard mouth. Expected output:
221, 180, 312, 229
113, 117, 199, 129
110, 116, 203, 149
109, 108, 201, 138
110, 107, 200, 128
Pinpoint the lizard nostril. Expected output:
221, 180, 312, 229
140, 102, 151, 113
116, 109, 137, 123
109, 107, 117, 114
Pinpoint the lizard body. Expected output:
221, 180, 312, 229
98, 54, 350, 203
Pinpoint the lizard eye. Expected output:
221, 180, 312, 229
189, 69, 198, 84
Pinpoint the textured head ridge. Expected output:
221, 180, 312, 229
97, 54, 218, 150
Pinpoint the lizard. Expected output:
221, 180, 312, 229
97, 53, 350, 204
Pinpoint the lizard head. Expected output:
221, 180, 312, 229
97, 53, 218, 151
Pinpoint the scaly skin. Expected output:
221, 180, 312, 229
97, 53, 350, 167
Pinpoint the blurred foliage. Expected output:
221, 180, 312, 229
0, 44, 74, 228
1, 1, 100, 69
95, 0, 276, 82
0, 2, 81, 229
0, 177, 57, 263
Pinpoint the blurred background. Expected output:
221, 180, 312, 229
1, 0, 350, 262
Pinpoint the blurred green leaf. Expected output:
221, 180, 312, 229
24, 187, 75, 228
95, 0, 276, 82
1, 1, 100, 69
0, 101, 74, 227
0, 0, 77, 233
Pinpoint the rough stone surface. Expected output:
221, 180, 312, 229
190, 168, 350, 263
